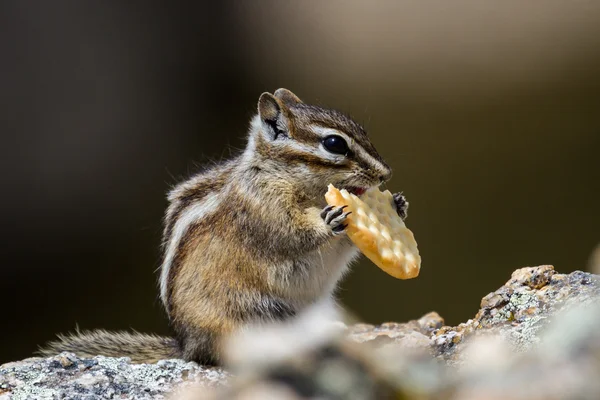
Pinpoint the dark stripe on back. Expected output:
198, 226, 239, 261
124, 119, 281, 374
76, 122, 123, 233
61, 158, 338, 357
163, 162, 234, 247
166, 221, 213, 312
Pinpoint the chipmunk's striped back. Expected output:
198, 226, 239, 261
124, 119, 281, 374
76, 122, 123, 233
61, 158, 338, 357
160, 160, 236, 314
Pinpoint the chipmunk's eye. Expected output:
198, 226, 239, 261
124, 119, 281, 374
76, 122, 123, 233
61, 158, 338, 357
323, 135, 349, 155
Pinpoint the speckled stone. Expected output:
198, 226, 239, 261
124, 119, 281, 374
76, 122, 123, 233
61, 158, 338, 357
347, 265, 600, 364
0, 353, 228, 400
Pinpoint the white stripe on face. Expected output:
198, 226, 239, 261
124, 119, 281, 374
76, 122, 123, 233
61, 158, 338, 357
159, 192, 222, 313
309, 125, 389, 175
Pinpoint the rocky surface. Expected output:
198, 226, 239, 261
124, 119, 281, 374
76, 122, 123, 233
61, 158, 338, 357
349, 265, 600, 363
0, 354, 227, 400
2, 265, 599, 399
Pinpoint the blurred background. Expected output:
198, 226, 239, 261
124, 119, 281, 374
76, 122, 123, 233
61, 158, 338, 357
1, 1, 599, 364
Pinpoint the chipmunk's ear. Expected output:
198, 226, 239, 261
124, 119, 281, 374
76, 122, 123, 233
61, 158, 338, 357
258, 92, 289, 140
274, 88, 303, 105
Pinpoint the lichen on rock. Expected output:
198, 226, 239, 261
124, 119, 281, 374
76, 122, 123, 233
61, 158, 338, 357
354, 265, 600, 363
0, 353, 227, 400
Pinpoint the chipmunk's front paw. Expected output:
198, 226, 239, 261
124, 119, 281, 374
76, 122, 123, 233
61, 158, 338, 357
320, 205, 351, 235
393, 192, 409, 220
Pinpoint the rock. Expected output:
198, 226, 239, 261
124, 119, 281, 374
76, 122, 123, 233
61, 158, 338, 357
350, 265, 600, 364
2, 266, 599, 399
453, 302, 600, 400
0, 353, 227, 400
347, 312, 443, 349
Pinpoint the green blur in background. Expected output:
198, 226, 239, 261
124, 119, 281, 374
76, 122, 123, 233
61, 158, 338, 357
1, 1, 598, 364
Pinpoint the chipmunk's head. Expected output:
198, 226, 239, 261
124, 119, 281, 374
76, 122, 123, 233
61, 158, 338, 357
247, 88, 392, 198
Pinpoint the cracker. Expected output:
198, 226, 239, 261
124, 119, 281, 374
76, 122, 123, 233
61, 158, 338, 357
325, 184, 421, 279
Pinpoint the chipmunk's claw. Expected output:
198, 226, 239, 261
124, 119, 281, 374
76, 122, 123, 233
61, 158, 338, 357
320, 205, 334, 219
321, 205, 351, 235
393, 193, 409, 220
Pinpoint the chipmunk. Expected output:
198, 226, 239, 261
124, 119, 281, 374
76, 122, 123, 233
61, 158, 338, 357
40, 89, 409, 365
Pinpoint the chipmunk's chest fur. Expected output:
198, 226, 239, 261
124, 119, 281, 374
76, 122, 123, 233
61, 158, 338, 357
268, 236, 360, 306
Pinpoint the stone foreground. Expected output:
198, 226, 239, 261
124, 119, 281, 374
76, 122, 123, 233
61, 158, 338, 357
1, 265, 599, 399
0, 356, 227, 400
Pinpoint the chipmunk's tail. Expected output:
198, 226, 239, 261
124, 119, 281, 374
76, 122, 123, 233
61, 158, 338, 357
38, 329, 182, 364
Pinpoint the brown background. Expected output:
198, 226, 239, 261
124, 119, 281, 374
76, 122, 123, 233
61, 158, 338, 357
1, 1, 599, 364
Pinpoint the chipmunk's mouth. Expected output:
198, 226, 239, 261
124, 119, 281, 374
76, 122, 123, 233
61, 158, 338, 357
346, 186, 367, 196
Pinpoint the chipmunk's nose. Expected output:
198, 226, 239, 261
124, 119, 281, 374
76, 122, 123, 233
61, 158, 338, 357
379, 168, 392, 183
